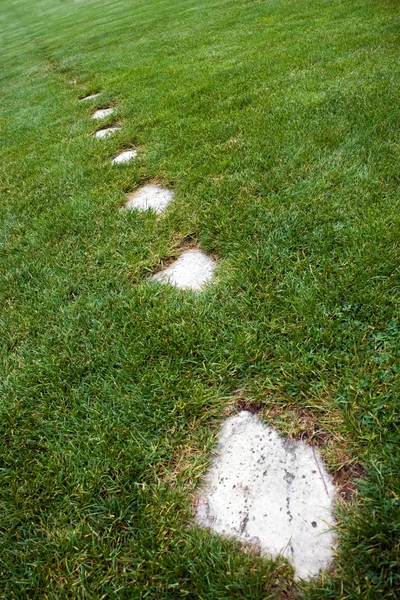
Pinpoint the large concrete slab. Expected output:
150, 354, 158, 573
152, 249, 216, 291
112, 149, 137, 164
91, 108, 114, 119
195, 411, 336, 580
125, 184, 174, 214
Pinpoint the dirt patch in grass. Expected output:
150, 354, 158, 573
224, 388, 264, 416
280, 406, 334, 448
278, 589, 301, 600
333, 462, 367, 502
235, 397, 264, 414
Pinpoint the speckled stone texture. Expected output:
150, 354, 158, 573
195, 411, 337, 580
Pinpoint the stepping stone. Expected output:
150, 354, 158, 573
91, 108, 114, 119
95, 127, 121, 139
152, 249, 216, 291
195, 411, 337, 581
124, 184, 174, 214
80, 93, 101, 102
112, 149, 137, 164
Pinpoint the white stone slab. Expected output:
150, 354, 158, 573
112, 149, 137, 164
80, 93, 101, 102
95, 127, 121, 139
125, 185, 174, 214
152, 250, 216, 291
91, 108, 114, 119
195, 411, 336, 580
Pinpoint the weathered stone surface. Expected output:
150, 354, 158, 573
91, 108, 114, 119
112, 149, 137, 164
125, 184, 174, 214
152, 249, 216, 291
95, 127, 121, 139
195, 411, 336, 580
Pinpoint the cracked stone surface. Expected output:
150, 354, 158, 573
95, 127, 121, 139
124, 184, 174, 214
152, 249, 216, 291
112, 149, 137, 164
80, 93, 101, 102
195, 411, 336, 580
91, 108, 114, 119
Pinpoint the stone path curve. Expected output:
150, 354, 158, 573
71, 77, 337, 580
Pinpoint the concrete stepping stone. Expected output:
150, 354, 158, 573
95, 127, 121, 139
112, 149, 137, 164
124, 184, 174, 214
152, 249, 216, 291
195, 411, 337, 580
91, 107, 114, 119
80, 93, 101, 102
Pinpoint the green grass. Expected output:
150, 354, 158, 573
1, 0, 400, 597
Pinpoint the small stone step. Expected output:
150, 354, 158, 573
152, 249, 216, 291
124, 184, 174, 214
95, 127, 121, 139
112, 149, 137, 164
91, 108, 114, 119
80, 93, 101, 101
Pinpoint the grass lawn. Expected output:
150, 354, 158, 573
1, 0, 399, 597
